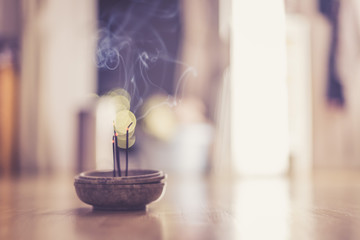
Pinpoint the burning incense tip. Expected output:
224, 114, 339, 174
114, 110, 136, 135
112, 140, 114, 143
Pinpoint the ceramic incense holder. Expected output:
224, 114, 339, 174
74, 169, 166, 211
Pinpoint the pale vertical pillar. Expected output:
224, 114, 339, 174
230, 0, 289, 175
286, 15, 312, 179
20, 0, 97, 173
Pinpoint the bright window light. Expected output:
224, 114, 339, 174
230, 0, 289, 176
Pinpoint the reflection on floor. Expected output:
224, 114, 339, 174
1, 170, 360, 240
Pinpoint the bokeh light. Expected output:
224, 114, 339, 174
141, 94, 177, 141
115, 109, 137, 136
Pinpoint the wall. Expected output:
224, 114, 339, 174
20, 0, 97, 174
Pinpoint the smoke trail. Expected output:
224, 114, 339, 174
96, 0, 195, 119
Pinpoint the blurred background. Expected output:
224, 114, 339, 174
0, 0, 359, 178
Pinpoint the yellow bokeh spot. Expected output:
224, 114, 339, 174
108, 88, 131, 101
109, 88, 137, 149
117, 135, 136, 149
112, 95, 130, 111
115, 110, 137, 136
142, 94, 177, 141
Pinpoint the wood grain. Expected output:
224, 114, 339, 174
1, 171, 360, 240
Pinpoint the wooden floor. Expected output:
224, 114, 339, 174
1, 170, 360, 240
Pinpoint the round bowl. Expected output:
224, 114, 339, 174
74, 169, 166, 211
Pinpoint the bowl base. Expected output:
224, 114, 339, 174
92, 205, 146, 211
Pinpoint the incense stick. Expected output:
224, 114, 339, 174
115, 132, 121, 177
113, 123, 121, 177
112, 136, 116, 177
125, 122, 133, 176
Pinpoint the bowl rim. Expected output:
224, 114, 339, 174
74, 169, 166, 185
74, 181, 166, 188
